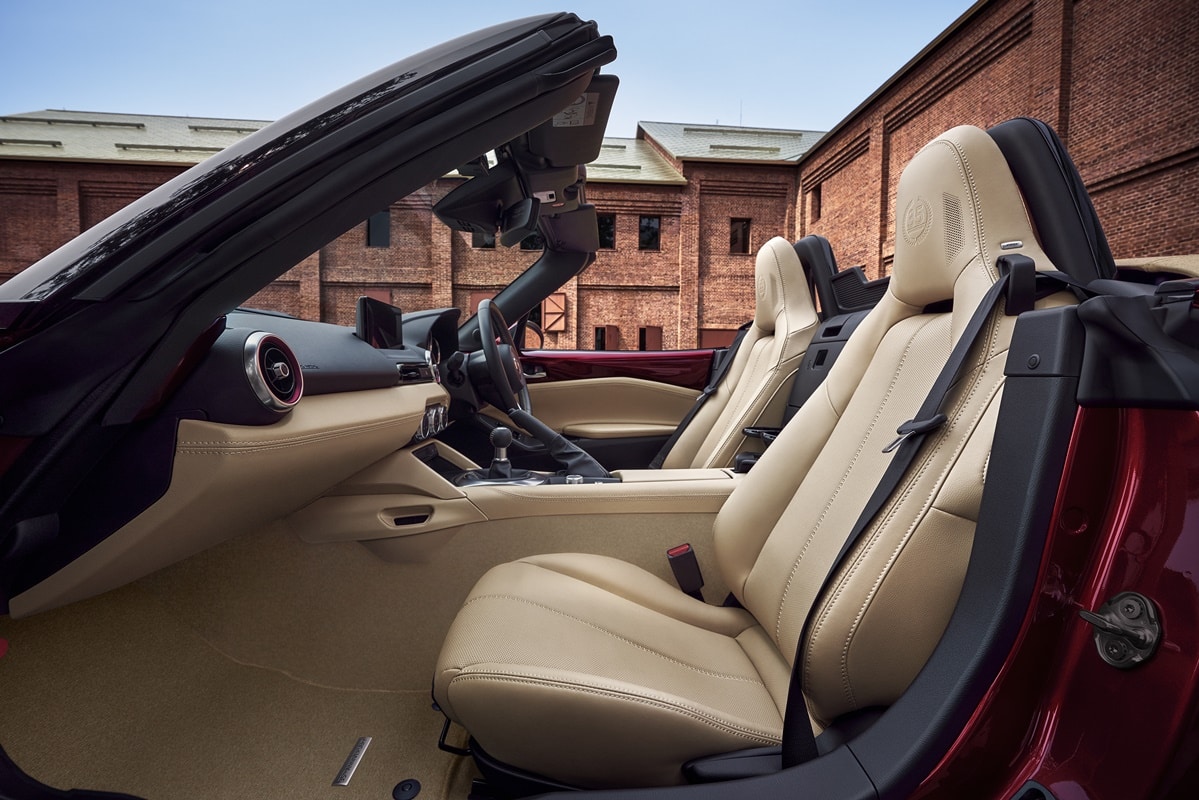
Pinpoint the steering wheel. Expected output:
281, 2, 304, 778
477, 298, 531, 414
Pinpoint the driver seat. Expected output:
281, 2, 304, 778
660, 236, 820, 469
433, 124, 1067, 788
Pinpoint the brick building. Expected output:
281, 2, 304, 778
798, 0, 1199, 278
0, 112, 816, 350
2, 0, 1196, 349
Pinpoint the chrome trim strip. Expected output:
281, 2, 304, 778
332, 736, 372, 786
243, 331, 303, 412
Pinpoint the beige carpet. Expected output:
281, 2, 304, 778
0, 513, 721, 798
0, 579, 472, 799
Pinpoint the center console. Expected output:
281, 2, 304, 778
286, 432, 741, 562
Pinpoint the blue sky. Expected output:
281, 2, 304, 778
1, 0, 978, 137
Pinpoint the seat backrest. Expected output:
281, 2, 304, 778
713, 125, 1067, 725
662, 236, 819, 469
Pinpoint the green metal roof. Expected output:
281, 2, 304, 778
0, 110, 270, 165
1, 111, 797, 184
637, 121, 824, 163
588, 138, 686, 184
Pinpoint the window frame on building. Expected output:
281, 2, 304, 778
808, 183, 822, 223
597, 212, 616, 250
730, 217, 751, 254
638, 215, 660, 251
366, 208, 391, 248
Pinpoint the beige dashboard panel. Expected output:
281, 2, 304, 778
11, 385, 445, 617
523, 377, 698, 438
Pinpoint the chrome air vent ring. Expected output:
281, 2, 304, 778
243, 331, 304, 412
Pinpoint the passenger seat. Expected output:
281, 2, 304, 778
660, 236, 819, 469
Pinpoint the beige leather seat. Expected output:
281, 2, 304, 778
433, 125, 1068, 788
662, 236, 819, 469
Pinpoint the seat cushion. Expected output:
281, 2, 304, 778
434, 553, 794, 787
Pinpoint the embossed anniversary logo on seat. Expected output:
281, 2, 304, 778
903, 197, 932, 246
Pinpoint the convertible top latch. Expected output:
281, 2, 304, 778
1079, 591, 1161, 670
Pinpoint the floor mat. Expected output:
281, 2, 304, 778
0, 582, 467, 800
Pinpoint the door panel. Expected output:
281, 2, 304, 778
459, 348, 715, 470
520, 348, 713, 390
526, 377, 698, 437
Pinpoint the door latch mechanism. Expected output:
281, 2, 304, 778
1079, 591, 1161, 670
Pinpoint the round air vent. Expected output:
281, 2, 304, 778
243, 332, 303, 412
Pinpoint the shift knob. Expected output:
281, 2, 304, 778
487, 426, 513, 479
490, 426, 513, 450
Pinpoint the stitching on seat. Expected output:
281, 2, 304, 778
448, 671, 781, 744
806, 322, 1007, 706
461, 592, 762, 684
833, 370, 1005, 707
773, 314, 940, 644
514, 559, 757, 638
820, 352, 997, 698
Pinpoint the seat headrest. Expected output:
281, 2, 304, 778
754, 236, 813, 332
889, 125, 1043, 309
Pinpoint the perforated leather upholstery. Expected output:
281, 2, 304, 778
433, 125, 1071, 788
663, 236, 819, 469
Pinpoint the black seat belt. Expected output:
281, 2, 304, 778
649, 320, 753, 469
779, 256, 1042, 767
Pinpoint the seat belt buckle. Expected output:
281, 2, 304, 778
667, 543, 705, 601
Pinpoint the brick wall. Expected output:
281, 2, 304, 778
0, 160, 183, 281
798, 0, 1199, 276
693, 163, 795, 331
3, 0, 1195, 346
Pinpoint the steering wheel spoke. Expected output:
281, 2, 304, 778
477, 298, 531, 414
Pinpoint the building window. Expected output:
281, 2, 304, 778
638, 326, 663, 351
638, 215, 660, 251
594, 325, 621, 350
808, 184, 822, 223
597, 213, 616, 249
520, 231, 545, 251
472, 229, 495, 248
366, 209, 390, 248
730, 218, 751, 254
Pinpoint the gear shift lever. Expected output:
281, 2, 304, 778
487, 426, 514, 479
